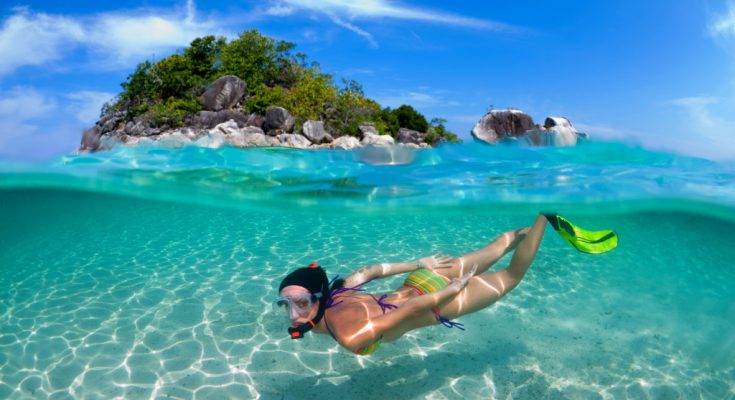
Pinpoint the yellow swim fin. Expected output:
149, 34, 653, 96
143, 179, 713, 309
544, 214, 618, 254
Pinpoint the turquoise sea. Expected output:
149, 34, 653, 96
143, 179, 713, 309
1, 141, 734, 399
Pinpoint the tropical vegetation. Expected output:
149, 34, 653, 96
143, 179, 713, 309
104, 29, 459, 143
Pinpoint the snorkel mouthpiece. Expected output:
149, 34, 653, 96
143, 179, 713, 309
288, 320, 315, 339
278, 262, 330, 339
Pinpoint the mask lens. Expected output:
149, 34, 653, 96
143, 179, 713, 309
272, 293, 316, 318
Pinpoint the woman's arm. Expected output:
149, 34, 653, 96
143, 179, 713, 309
342, 261, 416, 287
343, 252, 453, 287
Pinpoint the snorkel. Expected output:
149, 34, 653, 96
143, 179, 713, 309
278, 262, 330, 339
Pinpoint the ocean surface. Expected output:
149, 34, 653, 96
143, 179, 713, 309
0, 141, 734, 399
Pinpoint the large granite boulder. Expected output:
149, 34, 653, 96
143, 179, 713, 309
359, 123, 379, 138
193, 110, 250, 129
228, 127, 274, 148
245, 113, 265, 128
197, 120, 272, 148
361, 133, 395, 146
396, 128, 426, 144
301, 120, 333, 144
201, 75, 247, 111
211, 119, 243, 136
264, 106, 295, 135
471, 109, 535, 144
330, 136, 361, 150
79, 126, 102, 151
277, 133, 312, 149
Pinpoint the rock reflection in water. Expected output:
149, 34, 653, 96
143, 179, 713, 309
356, 145, 418, 165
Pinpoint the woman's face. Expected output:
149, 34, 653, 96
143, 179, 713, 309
279, 286, 319, 323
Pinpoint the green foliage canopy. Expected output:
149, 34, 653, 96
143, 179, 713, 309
107, 29, 460, 144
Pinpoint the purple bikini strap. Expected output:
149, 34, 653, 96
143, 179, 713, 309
369, 294, 398, 314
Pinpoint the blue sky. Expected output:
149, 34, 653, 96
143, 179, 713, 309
1, 0, 735, 161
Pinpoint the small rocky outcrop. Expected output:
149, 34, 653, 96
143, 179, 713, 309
471, 109, 535, 144
201, 75, 247, 111
264, 106, 295, 135
396, 128, 426, 145
471, 109, 585, 147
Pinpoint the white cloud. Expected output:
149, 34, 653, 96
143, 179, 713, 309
85, 5, 227, 68
266, 5, 296, 16
374, 88, 461, 108
0, 87, 56, 120
0, 87, 57, 150
66, 91, 116, 123
709, 1, 735, 38
0, 3, 231, 75
0, 87, 109, 160
270, 0, 512, 29
669, 96, 720, 127
0, 9, 85, 76
341, 68, 376, 76
329, 16, 378, 48
266, 0, 518, 46
668, 96, 735, 160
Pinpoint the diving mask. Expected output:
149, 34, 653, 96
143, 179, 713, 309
272, 292, 323, 319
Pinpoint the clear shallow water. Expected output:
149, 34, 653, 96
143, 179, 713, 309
0, 142, 734, 399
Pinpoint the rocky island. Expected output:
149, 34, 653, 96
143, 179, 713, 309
79, 30, 585, 152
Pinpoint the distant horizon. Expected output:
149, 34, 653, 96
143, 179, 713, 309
1, 0, 735, 161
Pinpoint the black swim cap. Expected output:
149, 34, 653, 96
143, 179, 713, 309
279, 263, 329, 296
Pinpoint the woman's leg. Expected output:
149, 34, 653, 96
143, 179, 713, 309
443, 213, 548, 317
435, 227, 529, 281
384, 214, 548, 339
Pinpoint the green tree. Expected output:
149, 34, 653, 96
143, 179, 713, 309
325, 80, 380, 136
183, 35, 227, 79
244, 84, 289, 114
374, 107, 399, 136
392, 104, 429, 132
284, 67, 337, 125
426, 117, 460, 145
118, 61, 156, 119
219, 30, 298, 91
151, 54, 198, 100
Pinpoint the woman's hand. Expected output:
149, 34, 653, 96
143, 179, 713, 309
417, 252, 453, 271
450, 264, 478, 290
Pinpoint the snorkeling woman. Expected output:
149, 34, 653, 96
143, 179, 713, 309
273, 213, 617, 355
